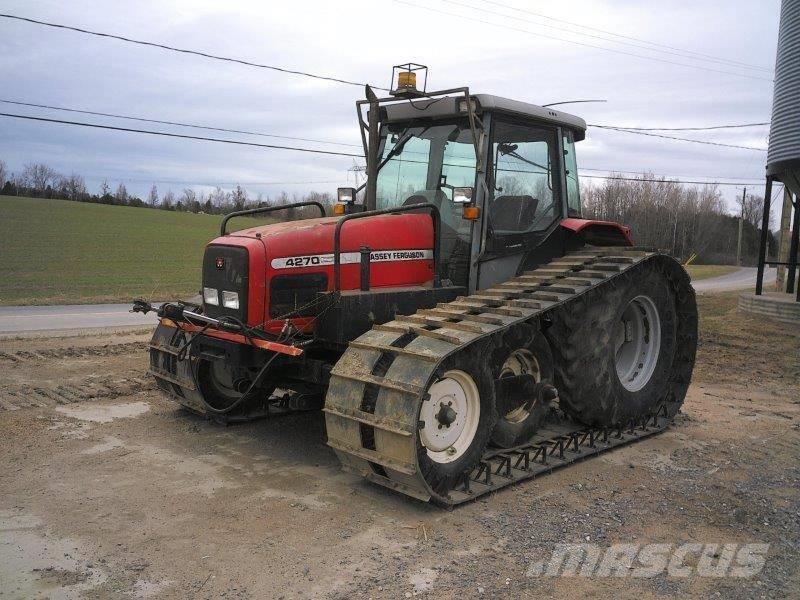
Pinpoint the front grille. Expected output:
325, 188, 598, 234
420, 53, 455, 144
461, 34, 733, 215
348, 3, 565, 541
269, 273, 328, 318
202, 245, 249, 320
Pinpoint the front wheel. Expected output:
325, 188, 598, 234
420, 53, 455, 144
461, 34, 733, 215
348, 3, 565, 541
416, 351, 496, 495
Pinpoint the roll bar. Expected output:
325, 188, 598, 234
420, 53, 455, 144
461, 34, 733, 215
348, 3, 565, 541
333, 203, 441, 292
220, 201, 326, 236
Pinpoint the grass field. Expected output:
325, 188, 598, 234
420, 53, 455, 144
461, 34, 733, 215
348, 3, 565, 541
0, 196, 273, 305
684, 264, 739, 281
0, 195, 744, 305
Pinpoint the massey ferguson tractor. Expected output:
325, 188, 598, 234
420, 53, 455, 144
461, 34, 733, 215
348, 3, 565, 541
135, 65, 697, 506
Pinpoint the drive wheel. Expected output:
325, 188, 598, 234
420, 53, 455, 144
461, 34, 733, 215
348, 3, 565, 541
547, 263, 680, 426
490, 327, 555, 448
417, 351, 496, 495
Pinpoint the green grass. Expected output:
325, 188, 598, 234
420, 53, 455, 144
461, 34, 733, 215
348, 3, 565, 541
0, 196, 273, 305
684, 264, 739, 281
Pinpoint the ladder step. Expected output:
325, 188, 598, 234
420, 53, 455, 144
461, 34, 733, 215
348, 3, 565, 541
323, 406, 413, 436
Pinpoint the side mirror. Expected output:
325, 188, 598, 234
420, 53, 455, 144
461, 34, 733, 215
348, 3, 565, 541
453, 187, 474, 204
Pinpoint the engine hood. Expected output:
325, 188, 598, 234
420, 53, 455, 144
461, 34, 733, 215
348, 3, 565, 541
212, 214, 435, 265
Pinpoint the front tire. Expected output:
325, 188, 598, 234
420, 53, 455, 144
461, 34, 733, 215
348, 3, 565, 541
417, 349, 496, 495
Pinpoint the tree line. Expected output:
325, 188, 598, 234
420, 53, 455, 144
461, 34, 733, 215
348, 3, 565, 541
0, 160, 774, 264
582, 175, 774, 265
0, 160, 333, 218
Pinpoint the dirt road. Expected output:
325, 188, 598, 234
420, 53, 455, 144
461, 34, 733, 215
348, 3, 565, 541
0, 294, 798, 599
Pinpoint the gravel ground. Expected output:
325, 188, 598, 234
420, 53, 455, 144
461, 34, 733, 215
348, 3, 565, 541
0, 294, 797, 599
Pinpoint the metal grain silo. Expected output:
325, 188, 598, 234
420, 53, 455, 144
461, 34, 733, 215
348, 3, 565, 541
757, 0, 800, 300
767, 0, 800, 195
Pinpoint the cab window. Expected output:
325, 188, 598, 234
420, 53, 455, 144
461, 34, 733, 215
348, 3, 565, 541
489, 120, 559, 235
563, 130, 581, 217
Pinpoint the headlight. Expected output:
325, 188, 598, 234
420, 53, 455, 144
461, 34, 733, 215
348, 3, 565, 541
203, 287, 219, 305
221, 290, 239, 309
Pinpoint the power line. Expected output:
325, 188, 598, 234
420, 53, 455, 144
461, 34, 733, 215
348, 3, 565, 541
393, 0, 774, 82
580, 166, 765, 182
0, 112, 363, 158
0, 13, 389, 91
0, 112, 764, 186
588, 125, 767, 151
475, 0, 772, 72
7, 96, 769, 148
591, 122, 770, 132
0, 99, 362, 148
580, 174, 761, 186
83, 176, 342, 186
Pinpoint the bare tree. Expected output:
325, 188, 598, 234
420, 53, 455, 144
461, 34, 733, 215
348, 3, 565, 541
21, 162, 58, 194
209, 186, 228, 212
99, 179, 111, 198
231, 185, 248, 211
147, 184, 159, 207
52, 173, 87, 201
0, 160, 7, 186
162, 189, 175, 210
115, 183, 129, 204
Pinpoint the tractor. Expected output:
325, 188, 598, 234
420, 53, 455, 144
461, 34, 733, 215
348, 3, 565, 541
136, 65, 697, 505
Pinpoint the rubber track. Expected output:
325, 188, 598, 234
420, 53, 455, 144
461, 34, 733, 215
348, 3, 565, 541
323, 247, 695, 505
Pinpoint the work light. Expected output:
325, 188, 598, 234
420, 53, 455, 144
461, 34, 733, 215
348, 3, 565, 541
203, 287, 219, 305
221, 290, 239, 310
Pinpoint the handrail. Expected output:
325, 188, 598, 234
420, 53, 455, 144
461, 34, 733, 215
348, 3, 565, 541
333, 203, 441, 292
220, 201, 326, 236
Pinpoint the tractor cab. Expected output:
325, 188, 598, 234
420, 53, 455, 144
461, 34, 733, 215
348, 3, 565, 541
337, 64, 588, 293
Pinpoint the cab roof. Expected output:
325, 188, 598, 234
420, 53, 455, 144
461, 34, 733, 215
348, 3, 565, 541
383, 93, 587, 141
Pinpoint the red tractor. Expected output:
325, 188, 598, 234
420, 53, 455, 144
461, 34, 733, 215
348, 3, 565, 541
136, 66, 697, 505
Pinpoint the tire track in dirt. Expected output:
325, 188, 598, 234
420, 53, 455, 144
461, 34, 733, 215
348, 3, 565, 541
0, 342, 148, 363
0, 376, 155, 411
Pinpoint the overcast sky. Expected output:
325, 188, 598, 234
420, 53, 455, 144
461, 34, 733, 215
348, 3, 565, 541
0, 0, 781, 209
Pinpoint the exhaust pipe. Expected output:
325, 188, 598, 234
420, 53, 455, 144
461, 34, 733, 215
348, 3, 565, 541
365, 85, 381, 210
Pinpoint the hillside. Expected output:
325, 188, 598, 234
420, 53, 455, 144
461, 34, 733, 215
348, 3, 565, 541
0, 196, 270, 305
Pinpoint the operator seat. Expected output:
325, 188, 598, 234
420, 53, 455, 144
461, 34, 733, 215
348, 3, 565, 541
489, 195, 539, 232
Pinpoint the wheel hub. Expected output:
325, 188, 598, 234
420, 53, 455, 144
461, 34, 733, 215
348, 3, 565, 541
419, 370, 481, 463
435, 402, 458, 427
614, 294, 661, 392
499, 349, 540, 423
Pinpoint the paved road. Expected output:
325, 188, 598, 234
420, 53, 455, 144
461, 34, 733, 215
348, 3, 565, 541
692, 267, 777, 293
0, 303, 158, 334
0, 268, 784, 334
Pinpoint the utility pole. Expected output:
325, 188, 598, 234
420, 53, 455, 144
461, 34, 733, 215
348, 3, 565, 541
736, 187, 746, 267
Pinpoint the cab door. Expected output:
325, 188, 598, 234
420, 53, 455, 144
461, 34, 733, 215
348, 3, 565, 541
475, 117, 565, 290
